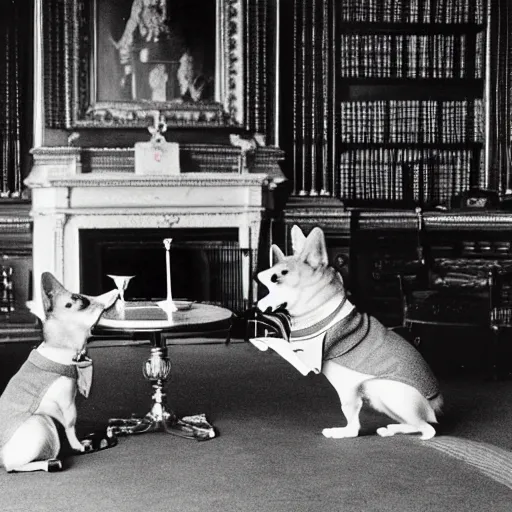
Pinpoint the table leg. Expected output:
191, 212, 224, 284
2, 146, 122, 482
108, 332, 216, 441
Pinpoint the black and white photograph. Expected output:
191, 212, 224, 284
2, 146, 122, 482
1, 0, 512, 511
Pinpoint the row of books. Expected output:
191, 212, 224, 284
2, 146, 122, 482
340, 0, 485, 24
339, 148, 480, 205
0, 136, 20, 198
44, 0, 67, 130
340, 33, 483, 79
340, 100, 484, 144
1, 4, 23, 198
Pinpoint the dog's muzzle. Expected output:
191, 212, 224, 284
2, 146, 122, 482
255, 294, 288, 314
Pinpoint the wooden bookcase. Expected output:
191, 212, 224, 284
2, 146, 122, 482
338, 2, 486, 207
280, 0, 511, 208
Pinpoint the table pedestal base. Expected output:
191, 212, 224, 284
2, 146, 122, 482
108, 410, 216, 440
107, 335, 216, 441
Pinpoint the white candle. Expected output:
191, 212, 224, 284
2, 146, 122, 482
163, 238, 172, 301
162, 238, 177, 312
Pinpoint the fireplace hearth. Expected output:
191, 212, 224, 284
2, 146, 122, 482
80, 228, 253, 312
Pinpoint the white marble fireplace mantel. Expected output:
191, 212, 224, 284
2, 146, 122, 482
25, 147, 279, 306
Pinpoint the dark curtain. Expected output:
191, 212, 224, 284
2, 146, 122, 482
0, 0, 33, 198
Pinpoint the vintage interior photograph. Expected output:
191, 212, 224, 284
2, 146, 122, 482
0, 0, 512, 511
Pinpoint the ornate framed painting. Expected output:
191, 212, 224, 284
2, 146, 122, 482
43, 0, 252, 128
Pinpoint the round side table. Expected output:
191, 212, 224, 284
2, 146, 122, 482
96, 300, 233, 441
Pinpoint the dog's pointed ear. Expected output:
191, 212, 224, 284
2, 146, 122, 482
270, 244, 286, 265
291, 225, 307, 255
40, 272, 67, 316
298, 227, 329, 269
41, 272, 67, 295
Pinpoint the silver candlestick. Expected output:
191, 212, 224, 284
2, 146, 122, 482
158, 238, 177, 313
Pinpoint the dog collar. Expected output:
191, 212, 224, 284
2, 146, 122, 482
291, 298, 355, 340
28, 350, 79, 379
28, 350, 93, 398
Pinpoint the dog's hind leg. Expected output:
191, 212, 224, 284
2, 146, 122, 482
1, 415, 62, 472
361, 379, 438, 440
376, 422, 436, 440
5, 459, 63, 473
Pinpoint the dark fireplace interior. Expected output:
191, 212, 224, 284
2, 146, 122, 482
80, 228, 254, 313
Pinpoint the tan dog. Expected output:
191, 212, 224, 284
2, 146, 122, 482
256, 226, 443, 440
0, 273, 118, 472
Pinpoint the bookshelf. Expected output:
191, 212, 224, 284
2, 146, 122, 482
0, 1, 36, 341
339, 0, 486, 207
284, 0, 500, 209
278, 0, 512, 328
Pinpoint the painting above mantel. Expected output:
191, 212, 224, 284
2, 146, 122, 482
42, 0, 276, 131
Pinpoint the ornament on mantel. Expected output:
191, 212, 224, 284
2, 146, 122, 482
229, 133, 263, 172
135, 114, 180, 175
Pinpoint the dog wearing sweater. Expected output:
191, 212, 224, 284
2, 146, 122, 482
254, 225, 443, 440
0, 273, 118, 472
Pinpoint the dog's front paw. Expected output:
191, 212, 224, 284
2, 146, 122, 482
66, 438, 86, 453
80, 430, 119, 453
69, 442, 88, 453
322, 427, 359, 439
47, 458, 63, 472
81, 440, 94, 453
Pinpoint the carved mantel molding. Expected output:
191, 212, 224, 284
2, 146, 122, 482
25, 145, 284, 306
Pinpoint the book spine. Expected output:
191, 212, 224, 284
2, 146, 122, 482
13, 19, 21, 196
2, 20, 10, 196
292, 0, 299, 195
299, 0, 307, 195
310, 0, 318, 196
320, 0, 332, 195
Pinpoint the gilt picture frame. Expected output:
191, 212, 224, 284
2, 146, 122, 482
44, 0, 246, 128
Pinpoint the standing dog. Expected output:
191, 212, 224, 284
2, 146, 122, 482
255, 225, 443, 440
0, 273, 118, 472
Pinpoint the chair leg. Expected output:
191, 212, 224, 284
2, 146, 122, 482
404, 322, 421, 349
225, 325, 232, 345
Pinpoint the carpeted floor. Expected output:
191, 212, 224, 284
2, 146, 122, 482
0, 339, 511, 511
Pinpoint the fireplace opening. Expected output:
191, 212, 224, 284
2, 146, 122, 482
80, 228, 254, 314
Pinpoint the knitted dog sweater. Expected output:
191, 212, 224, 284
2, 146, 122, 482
323, 310, 440, 400
0, 350, 81, 451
